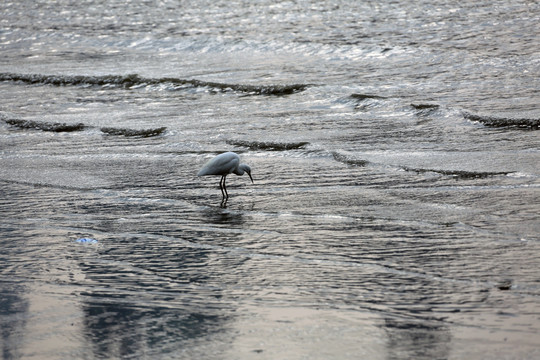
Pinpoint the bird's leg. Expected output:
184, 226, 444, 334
219, 175, 226, 199
222, 175, 229, 199
219, 175, 228, 208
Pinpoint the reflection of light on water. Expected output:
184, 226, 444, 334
226, 305, 386, 360
22, 280, 88, 358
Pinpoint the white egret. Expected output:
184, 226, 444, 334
197, 152, 253, 203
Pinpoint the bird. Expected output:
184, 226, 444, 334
197, 152, 253, 204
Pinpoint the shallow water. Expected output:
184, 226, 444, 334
1, 0, 540, 359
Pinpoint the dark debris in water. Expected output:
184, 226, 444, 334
100, 126, 167, 137
463, 112, 539, 130
75, 238, 98, 244
5, 118, 85, 132
497, 280, 512, 291
227, 139, 309, 151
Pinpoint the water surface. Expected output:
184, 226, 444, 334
1, 0, 539, 359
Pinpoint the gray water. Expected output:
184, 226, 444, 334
1, 1, 539, 359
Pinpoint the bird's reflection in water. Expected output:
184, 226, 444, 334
202, 206, 245, 227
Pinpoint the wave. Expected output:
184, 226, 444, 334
100, 126, 167, 137
348, 93, 387, 110
330, 149, 511, 177
463, 112, 539, 130
332, 151, 369, 167
4, 118, 86, 132
411, 103, 440, 117
350, 93, 386, 101
0, 72, 309, 96
410, 103, 440, 110
403, 166, 511, 179
227, 139, 309, 151
205, 82, 308, 95
2, 115, 166, 138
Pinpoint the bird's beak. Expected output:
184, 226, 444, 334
248, 172, 254, 183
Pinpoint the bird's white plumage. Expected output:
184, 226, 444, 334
197, 152, 253, 204
198, 152, 240, 176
